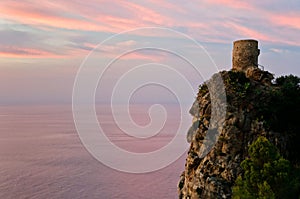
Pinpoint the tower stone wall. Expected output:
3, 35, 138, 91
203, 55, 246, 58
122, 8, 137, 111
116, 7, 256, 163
232, 39, 260, 71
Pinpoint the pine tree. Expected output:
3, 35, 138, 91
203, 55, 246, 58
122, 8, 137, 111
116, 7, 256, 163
232, 136, 300, 199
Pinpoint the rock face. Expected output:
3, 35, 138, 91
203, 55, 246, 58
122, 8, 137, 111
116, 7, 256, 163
178, 69, 289, 199
178, 39, 300, 199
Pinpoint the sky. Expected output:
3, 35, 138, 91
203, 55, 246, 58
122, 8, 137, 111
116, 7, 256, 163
0, 0, 300, 105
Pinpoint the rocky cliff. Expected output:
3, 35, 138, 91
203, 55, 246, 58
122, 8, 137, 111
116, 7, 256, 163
178, 66, 299, 198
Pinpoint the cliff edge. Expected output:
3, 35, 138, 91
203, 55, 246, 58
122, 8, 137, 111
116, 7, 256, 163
178, 40, 300, 198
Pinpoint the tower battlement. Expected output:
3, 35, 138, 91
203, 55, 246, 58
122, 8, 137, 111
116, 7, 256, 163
232, 39, 260, 71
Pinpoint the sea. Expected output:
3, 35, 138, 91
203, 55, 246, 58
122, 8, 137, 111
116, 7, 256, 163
0, 104, 188, 199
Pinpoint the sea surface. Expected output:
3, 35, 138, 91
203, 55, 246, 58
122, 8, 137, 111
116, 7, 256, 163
0, 104, 188, 199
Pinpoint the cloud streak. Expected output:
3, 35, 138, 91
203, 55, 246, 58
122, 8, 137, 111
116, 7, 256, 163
0, 45, 65, 58
270, 14, 300, 30
0, 0, 300, 59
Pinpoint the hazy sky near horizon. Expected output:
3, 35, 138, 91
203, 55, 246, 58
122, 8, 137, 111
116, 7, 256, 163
1, 0, 300, 105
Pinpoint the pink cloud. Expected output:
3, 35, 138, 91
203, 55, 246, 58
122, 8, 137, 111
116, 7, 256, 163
118, 1, 173, 26
205, 0, 254, 10
0, 0, 174, 33
94, 15, 144, 31
225, 22, 274, 42
120, 51, 164, 61
0, 11, 106, 32
145, 0, 187, 14
0, 45, 67, 58
82, 40, 163, 62
269, 14, 300, 30
82, 42, 98, 50
0, 1, 118, 32
1, 0, 299, 59
0, 46, 65, 58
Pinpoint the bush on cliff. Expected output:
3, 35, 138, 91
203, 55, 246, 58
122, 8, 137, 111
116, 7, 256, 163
251, 74, 300, 163
232, 136, 300, 199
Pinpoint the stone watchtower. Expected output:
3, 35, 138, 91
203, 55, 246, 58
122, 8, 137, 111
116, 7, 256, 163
232, 39, 260, 71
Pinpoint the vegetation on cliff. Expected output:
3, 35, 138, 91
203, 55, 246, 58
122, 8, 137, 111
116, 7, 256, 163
257, 75, 300, 163
232, 136, 300, 199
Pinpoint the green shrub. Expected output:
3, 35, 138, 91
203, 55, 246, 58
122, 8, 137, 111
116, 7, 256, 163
226, 71, 251, 99
258, 75, 300, 162
232, 136, 300, 199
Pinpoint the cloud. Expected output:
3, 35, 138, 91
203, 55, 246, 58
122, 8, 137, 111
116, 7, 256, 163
204, 0, 254, 10
269, 48, 284, 53
0, 45, 65, 58
225, 22, 273, 41
66, 42, 96, 52
0, 1, 113, 31
118, 1, 173, 25
116, 40, 137, 47
119, 50, 164, 61
0, 28, 69, 58
0, 30, 36, 45
269, 14, 300, 30
0, 0, 174, 33
1, 0, 300, 59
